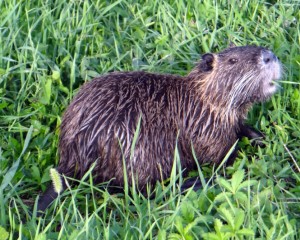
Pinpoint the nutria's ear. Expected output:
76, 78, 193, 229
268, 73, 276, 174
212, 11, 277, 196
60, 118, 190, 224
199, 53, 214, 72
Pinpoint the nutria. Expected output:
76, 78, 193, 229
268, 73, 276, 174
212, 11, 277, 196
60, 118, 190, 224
37, 45, 282, 213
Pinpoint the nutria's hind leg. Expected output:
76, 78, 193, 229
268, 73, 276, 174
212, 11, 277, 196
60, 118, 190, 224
239, 124, 265, 147
36, 177, 67, 217
181, 177, 201, 192
181, 177, 209, 192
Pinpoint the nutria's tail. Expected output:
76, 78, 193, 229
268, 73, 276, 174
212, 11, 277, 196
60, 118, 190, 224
36, 176, 67, 216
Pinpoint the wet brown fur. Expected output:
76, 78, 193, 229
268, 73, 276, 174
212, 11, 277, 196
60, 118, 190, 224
37, 46, 281, 213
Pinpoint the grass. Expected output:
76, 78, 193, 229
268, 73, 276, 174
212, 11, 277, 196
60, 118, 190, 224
0, 0, 299, 239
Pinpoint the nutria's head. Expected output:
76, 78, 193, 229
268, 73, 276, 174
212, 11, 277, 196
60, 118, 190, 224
188, 46, 282, 112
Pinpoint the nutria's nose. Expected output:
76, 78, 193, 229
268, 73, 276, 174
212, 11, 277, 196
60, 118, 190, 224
262, 50, 277, 63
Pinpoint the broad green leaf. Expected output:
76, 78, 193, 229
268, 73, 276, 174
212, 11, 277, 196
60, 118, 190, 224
52, 71, 60, 81
36, 233, 46, 240
235, 192, 248, 203
184, 234, 194, 240
218, 208, 235, 228
31, 165, 41, 182
214, 192, 233, 202
174, 216, 184, 234
238, 180, 258, 190
183, 220, 198, 235
0, 101, 8, 110
157, 229, 166, 240
214, 218, 223, 235
234, 209, 245, 230
40, 78, 52, 105
69, 230, 80, 240
236, 228, 255, 236
218, 178, 232, 192
168, 233, 182, 240
231, 170, 245, 193
0, 226, 9, 240
202, 233, 222, 240
181, 202, 194, 222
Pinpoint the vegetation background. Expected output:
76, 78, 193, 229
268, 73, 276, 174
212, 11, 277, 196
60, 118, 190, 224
0, 0, 299, 239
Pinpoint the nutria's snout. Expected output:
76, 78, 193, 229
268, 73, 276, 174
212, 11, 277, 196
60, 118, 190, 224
260, 49, 282, 97
262, 49, 278, 64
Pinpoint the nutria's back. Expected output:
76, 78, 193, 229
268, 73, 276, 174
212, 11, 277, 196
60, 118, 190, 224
57, 46, 281, 189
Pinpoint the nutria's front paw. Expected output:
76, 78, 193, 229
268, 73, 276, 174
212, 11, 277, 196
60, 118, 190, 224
250, 135, 266, 148
239, 124, 266, 147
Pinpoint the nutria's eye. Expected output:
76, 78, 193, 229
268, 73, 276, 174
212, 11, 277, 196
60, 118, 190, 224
229, 58, 238, 64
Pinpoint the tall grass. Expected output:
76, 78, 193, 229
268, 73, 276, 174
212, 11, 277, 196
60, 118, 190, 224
0, 0, 299, 239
